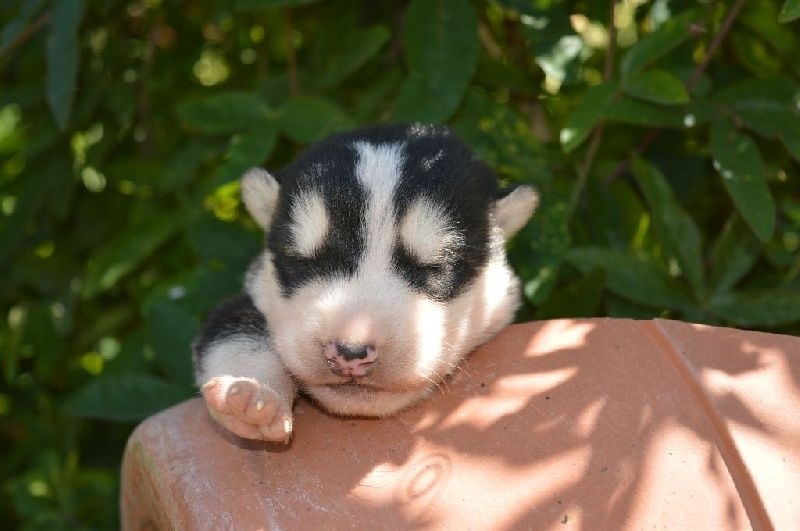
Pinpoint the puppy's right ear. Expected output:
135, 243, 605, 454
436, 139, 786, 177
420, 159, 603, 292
495, 184, 539, 238
242, 168, 280, 230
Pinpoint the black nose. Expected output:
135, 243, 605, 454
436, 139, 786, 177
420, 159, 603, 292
335, 342, 371, 361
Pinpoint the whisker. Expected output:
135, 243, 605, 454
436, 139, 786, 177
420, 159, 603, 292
432, 355, 473, 378
422, 375, 446, 397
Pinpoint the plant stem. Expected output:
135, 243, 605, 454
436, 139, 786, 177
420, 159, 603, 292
603, 2, 618, 82
284, 8, 298, 97
783, 251, 800, 285
567, 0, 617, 218
604, 0, 745, 183
137, 35, 156, 156
0, 12, 50, 62
568, 122, 605, 217
686, 0, 745, 91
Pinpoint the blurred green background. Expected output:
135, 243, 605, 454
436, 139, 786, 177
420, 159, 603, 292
1, 0, 799, 528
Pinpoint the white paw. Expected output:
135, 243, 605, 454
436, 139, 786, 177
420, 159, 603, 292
201, 376, 293, 443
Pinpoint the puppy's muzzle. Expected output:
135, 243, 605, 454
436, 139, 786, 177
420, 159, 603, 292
324, 341, 377, 376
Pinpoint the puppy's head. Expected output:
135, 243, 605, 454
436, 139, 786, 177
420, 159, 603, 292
243, 124, 537, 416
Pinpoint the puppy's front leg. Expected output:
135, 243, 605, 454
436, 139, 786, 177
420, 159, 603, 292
193, 295, 296, 442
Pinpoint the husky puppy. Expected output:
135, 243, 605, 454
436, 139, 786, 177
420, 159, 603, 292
193, 124, 538, 442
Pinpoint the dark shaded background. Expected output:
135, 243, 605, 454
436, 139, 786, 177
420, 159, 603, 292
1, 0, 799, 528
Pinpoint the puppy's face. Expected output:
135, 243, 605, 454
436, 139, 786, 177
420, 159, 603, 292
243, 125, 537, 416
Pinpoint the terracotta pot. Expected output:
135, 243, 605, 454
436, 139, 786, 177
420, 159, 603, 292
121, 319, 800, 530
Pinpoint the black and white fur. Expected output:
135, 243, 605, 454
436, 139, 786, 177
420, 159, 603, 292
193, 124, 538, 442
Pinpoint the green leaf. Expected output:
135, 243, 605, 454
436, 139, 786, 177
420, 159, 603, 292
606, 294, 663, 320
534, 35, 584, 86
102, 332, 151, 376
236, 0, 320, 8
453, 87, 549, 181
348, 67, 404, 122
780, 122, 800, 162
3, 304, 27, 383
278, 97, 353, 143
214, 123, 278, 185
560, 83, 614, 153
631, 158, 704, 295
709, 290, 800, 327
710, 120, 776, 242
0, 149, 73, 265
622, 70, 690, 105
104, 158, 164, 190
567, 247, 694, 311
148, 267, 243, 317
45, 0, 85, 130
563, 83, 698, 136
708, 216, 762, 294
177, 92, 271, 134
83, 216, 180, 297
535, 269, 606, 319
394, 0, 478, 123
585, 178, 649, 251
318, 25, 391, 88
730, 31, 781, 78
780, 122, 800, 161
514, 2, 583, 86
143, 300, 199, 386
603, 96, 686, 127
162, 138, 224, 190
1, 0, 46, 49
620, 9, 699, 79
513, 196, 571, 305
779, 0, 800, 23
474, 56, 537, 94
185, 215, 260, 269
65, 374, 191, 421
588, 179, 650, 251
715, 78, 800, 162
742, 0, 796, 54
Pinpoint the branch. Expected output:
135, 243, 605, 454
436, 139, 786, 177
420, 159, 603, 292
567, 122, 606, 217
567, 0, 617, 218
284, 8, 298, 97
0, 12, 50, 62
383, 6, 407, 65
137, 35, 156, 156
603, 0, 745, 183
686, 0, 744, 91
603, 2, 618, 82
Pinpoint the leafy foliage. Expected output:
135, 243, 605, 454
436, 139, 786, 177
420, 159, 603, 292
1, 0, 799, 528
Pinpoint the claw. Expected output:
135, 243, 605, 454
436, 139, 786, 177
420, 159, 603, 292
202, 377, 293, 442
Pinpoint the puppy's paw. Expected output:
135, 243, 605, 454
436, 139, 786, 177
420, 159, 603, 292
201, 376, 293, 443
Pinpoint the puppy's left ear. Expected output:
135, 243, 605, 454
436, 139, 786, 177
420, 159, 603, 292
242, 168, 280, 230
495, 185, 539, 238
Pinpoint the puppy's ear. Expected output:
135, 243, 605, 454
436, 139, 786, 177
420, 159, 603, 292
242, 168, 280, 230
495, 185, 539, 238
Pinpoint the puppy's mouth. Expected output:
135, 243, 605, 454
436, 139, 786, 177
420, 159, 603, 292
305, 377, 434, 416
324, 378, 381, 391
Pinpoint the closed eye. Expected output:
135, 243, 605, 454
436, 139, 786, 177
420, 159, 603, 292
399, 197, 462, 265
289, 190, 329, 257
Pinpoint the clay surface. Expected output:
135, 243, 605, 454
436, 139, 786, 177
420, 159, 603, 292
121, 319, 800, 530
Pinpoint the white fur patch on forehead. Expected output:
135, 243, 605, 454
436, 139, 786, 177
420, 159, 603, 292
400, 197, 461, 264
353, 141, 406, 271
353, 141, 405, 198
290, 190, 329, 256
